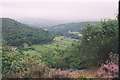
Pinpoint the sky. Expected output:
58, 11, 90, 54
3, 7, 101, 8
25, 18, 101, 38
0, 0, 119, 21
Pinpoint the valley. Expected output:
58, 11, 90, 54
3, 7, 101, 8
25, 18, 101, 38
1, 18, 118, 78
1, 0, 118, 78
21, 36, 77, 57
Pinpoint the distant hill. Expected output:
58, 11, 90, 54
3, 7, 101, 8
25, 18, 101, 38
2, 18, 55, 46
16, 18, 69, 28
45, 21, 99, 38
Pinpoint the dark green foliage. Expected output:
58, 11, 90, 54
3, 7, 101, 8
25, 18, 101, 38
40, 41, 82, 69
62, 19, 118, 68
2, 44, 42, 78
46, 22, 98, 38
2, 18, 55, 46
81, 19, 118, 61
2, 17, 118, 78
40, 19, 118, 69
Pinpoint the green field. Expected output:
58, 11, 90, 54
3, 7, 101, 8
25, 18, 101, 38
22, 36, 78, 57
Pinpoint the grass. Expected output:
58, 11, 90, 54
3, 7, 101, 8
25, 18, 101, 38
22, 36, 77, 57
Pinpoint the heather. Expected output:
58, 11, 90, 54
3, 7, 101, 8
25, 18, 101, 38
2, 18, 119, 78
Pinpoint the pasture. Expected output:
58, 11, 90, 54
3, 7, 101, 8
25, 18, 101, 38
22, 36, 78, 57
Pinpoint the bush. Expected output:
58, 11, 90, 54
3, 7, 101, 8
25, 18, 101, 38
63, 19, 118, 69
96, 53, 119, 78
48, 68, 71, 78
81, 19, 118, 62
26, 65, 50, 78
2, 45, 43, 78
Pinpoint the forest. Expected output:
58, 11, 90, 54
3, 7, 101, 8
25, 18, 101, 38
1, 17, 119, 78
2, 18, 55, 46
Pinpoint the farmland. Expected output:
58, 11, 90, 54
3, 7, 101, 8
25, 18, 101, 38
22, 36, 78, 57
2, 18, 118, 78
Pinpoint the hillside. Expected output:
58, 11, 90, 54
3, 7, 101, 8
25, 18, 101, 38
45, 22, 99, 38
2, 18, 118, 78
16, 18, 69, 28
2, 18, 55, 46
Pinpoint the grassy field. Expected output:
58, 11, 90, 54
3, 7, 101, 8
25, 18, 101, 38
22, 36, 78, 57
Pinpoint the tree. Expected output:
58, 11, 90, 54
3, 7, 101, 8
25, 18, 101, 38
81, 19, 118, 65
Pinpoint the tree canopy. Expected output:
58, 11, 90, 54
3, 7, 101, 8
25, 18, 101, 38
2, 18, 55, 46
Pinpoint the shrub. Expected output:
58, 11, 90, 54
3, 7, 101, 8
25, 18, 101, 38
48, 68, 71, 78
2, 45, 43, 78
96, 53, 119, 78
26, 65, 50, 78
64, 19, 118, 69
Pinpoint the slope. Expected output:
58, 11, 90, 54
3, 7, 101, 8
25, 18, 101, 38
2, 18, 55, 46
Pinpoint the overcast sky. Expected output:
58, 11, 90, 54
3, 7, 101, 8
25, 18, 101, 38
1, 0, 118, 21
